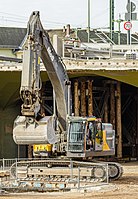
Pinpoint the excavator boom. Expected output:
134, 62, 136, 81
13, 11, 71, 145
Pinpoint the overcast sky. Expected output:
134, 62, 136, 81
0, 0, 138, 33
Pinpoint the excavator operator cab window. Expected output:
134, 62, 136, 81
68, 121, 85, 152
88, 122, 94, 139
86, 121, 95, 150
94, 121, 103, 149
86, 120, 103, 151
96, 122, 103, 139
69, 122, 84, 142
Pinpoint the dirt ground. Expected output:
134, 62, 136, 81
0, 161, 138, 199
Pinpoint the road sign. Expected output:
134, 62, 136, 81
126, 2, 136, 12
124, 21, 132, 30
125, 12, 137, 21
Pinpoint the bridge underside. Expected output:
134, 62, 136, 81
0, 70, 137, 159
68, 70, 138, 88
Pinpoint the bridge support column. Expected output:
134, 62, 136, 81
88, 80, 93, 116
104, 102, 108, 123
81, 81, 86, 116
116, 81, 122, 158
103, 81, 109, 123
110, 83, 115, 129
74, 80, 79, 116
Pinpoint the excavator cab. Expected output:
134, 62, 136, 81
67, 116, 115, 158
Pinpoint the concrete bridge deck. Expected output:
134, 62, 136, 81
0, 58, 138, 87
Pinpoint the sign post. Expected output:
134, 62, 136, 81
124, 21, 132, 45
124, 21, 132, 31
125, 1, 137, 45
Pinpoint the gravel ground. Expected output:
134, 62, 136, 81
0, 161, 138, 199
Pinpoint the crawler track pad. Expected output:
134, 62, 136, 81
13, 116, 57, 145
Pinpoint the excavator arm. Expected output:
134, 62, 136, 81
13, 11, 71, 145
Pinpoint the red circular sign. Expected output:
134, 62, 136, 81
124, 21, 132, 30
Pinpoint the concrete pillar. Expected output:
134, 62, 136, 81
66, 24, 70, 37
116, 81, 122, 158
53, 34, 62, 56
74, 80, 79, 116
88, 80, 93, 116
81, 81, 86, 116
110, 83, 115, 129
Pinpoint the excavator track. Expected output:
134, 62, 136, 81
10, 159, 123, 184
108, 162, 123, 180
10, 159, 107, 180
92, 160, 123, 180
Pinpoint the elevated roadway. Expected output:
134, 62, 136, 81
0, 58, 138, 87
64, 59, 138, 87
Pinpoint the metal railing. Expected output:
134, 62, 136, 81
63, 41, 138, 60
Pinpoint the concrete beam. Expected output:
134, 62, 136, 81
1, 59, 138, 71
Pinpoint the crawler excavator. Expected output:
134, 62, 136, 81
13, 11, 123, 182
